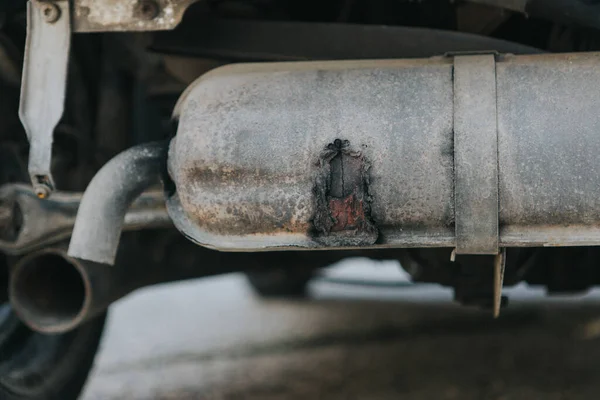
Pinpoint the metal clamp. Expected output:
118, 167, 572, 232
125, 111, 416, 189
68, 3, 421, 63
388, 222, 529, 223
453, 54, 499, 254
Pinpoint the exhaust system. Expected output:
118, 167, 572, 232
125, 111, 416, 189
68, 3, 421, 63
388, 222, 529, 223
13, 51, 600, 332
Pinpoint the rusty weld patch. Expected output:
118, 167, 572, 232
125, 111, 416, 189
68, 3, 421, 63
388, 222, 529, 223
312, 139, 378, 246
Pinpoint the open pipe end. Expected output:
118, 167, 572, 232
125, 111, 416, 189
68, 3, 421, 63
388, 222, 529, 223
9, 249, 91, 334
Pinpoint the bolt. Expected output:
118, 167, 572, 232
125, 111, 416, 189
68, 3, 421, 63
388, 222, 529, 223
34, 185, 50, 199
33, 175, 53, 199
135, 0, 160, 20
41, 2, 61, 24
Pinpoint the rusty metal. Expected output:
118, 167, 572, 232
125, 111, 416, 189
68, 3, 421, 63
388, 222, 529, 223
313, 139, 378, 247
453, 54, 499, 255
168, 58, 456, 251
19, 0, 71, 198
164, 52, 600, 253
40, 2, 61, 23
72, 0, 198, 32
134, 0, 160, 21
0, 184, 171, 255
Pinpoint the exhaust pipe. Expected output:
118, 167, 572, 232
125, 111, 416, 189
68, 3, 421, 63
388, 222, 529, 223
9, 248, 136, 334
68, 141, 168, 266
10, 237, 201, 334
8, 140, 175, 333
10, 249, 102, 333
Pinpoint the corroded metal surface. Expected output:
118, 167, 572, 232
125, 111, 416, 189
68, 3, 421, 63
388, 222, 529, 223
168, 58, 456, 250
73, 0, 198, 32
313, 139, 378, 247
167, 52, 600, 251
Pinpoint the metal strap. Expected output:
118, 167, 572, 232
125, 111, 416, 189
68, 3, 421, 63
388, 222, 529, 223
453, 54, 499, 254
19, 0, 71, 198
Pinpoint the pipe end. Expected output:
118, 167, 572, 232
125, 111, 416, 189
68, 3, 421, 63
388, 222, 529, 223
9, 249, 91, 334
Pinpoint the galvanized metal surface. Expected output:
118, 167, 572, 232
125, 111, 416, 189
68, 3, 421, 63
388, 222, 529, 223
0, 184, 171, 255
453, 54, 499, 255
168, 58, 456, 250
19, 0, 71, 198
68, 142, 168, 265
168, 52, 600, 252
497, 53, 600, 246
73, 0, 198, 32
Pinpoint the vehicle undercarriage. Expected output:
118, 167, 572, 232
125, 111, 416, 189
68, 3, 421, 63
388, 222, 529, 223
1, 0, 600, 398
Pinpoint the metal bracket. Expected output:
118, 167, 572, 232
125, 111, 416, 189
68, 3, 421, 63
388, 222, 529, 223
19, 0, 71, 199
18, 0, 197, 199
493, 248, 506, 318
453, 54, 499, 254
72, 0, 198, 32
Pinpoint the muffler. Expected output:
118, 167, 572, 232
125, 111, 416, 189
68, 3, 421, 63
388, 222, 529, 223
67, 52, 600, 268
166, 52, 600, 254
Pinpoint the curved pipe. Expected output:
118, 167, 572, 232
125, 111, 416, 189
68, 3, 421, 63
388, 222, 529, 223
68, 141, 168, 265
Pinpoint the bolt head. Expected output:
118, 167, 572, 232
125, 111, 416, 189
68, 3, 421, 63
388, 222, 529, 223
34, 185, 50, 199
135, 0, 160, 20
41, 3, 61, 24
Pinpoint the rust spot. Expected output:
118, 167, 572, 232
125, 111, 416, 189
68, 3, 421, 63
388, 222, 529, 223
313, 139, 378, 246
329, 195, 368, 232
